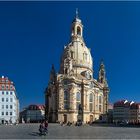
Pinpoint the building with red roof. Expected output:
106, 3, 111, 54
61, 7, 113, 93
113, 100, 140, 124
20, 104, 45, 123
0, 76, 19, 124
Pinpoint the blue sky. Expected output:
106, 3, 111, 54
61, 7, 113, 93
0, 1, 140, 110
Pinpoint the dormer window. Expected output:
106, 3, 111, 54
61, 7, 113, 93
83, 52, 88, 61
85, 53, 88, 60
6, 85, 9, 89
85, 71, 91, 80
2, 85, 4, 90
10, 85, 13, 89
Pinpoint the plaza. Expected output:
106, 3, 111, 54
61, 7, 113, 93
0, 123, 140, 139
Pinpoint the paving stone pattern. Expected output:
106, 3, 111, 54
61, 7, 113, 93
0, 123, 140, 139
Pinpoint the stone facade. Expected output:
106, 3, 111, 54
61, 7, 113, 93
45, 11, 109, 123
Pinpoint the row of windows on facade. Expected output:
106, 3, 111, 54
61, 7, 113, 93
1, 105, 13, 109
114, 110, 128, 112
0, 85, 13, 90
114, 111, 140, 114
63, 102, 102, 112
134, 113, 140, 115
1, 112, 13, 116
1, 98, 13, 102
114, 109, 140, 111
0, 79, 9, 82
1, 91, 13, 95
64, 91, 102, 112
64, 91, 102, 103
68, 51, 89, 61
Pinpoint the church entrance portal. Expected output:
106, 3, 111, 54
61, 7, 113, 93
90, 115, 93, 122
64, 114, 67, 123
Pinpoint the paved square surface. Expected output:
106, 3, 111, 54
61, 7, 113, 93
0, 123, 140, 139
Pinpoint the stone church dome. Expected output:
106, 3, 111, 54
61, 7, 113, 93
60, 11, 93, 77
62, 42, 93, 70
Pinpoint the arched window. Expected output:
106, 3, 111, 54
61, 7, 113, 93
77, 26, 81, 35
99, 96, 102, 112
89, 93, 93, 112
76, 92, 81, 110
71, 51, 74, 59
76, 92, 81, 101
89, 93, 93, 102
99, 105, 102, 112
99, 96, 102, 104
64, 91, 69, 109
64, 91, 68, 100
65, 68, 68, 74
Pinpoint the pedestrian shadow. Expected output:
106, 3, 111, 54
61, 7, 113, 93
28, 132, 49, 137
28, 132, 40, 137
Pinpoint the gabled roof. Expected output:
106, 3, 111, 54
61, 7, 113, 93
114, 100, 134, 107
28, 104, 45, 110
0, 76, 15, 91
130, 103, 140, 109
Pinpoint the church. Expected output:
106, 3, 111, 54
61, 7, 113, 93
45, 11, 109, 123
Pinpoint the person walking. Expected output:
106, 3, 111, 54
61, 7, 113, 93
44, 120, 48, 133
39, 121, 44, 135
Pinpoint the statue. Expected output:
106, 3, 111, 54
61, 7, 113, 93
78, 104, 83, 114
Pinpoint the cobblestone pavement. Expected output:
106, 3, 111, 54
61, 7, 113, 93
0, 123, 140, 139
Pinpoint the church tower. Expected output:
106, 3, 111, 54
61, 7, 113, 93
71, 9, 84, 42
98, 60, 109, 114
98, 60, 106, 85
45, 10, 110, 123
49, 64, 56, 85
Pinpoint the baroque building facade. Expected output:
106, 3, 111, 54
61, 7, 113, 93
45, 12, 109, 123
0, 76, 19, 124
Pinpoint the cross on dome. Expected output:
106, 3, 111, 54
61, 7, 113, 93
76, 8, 79, 19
